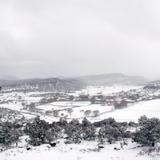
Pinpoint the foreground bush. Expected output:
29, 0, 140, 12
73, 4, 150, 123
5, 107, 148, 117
133, 116, 160, 147
24, 117, 61, 146
24, 117, 131, 145
0, 122, 22, 146
64, 118, 96, 143
3, 114, 160, 149
98, 122, 130, 144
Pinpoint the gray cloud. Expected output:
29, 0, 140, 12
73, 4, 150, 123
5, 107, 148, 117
1, 0, 160, 79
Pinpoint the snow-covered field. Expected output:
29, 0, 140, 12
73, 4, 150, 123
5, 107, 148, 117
0, 140, 159, 160
0, 85, 139, 120
74, 85, 141, 96
1, 85, 160, 122
90, 99, 160, 122
38, 101, 114, 119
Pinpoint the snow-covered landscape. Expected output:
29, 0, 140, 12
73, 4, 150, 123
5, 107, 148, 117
1, 81, 160, 160
1, 83, 160, 122
2, 0, 160, 159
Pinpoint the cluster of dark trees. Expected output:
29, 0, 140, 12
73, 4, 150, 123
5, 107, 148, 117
64, 118, 96, 144
113, 100, 128, 109
133, 116, 160, 147
23, 117, 129, 146
1, 116, 160, 149
24, 117, 61, 146
0, 122, 22, 147
94, 118, 131, 144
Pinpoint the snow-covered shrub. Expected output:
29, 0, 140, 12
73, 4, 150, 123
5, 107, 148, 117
98, 125, 121, 144
93, 118, 116, 127
64, 118, 96, 143
113, 100, 128, 109
0, 122, 22, 146
84, 110, 91, 117
133, 116, 160, 147
97, 119, 130, 144
92, 110, 100, 117
128, 121, 138, 127
81, 118, 96, 141
64, 119, 82, 144
24, 117, 60, 146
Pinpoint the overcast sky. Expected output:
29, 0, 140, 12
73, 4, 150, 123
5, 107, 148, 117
1, 0, 160, 79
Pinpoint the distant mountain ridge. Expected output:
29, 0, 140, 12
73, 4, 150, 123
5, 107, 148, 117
0, 78, 84, 92
78, 73, 149, 86
0, 73, 150, 92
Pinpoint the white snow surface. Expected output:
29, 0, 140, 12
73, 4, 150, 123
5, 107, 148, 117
37, 99, 160, 123
75, 85, 141, 96
91, 99, 160, 122
0, 140, 158, 160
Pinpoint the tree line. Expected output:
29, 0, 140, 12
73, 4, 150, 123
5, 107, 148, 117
0, 116, 160, 149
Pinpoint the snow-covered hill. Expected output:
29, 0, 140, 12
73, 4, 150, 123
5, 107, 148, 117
92, 99, 160, 122
0, 140, 155, 160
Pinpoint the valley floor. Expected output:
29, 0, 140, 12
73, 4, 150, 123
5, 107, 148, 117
1, 85, 160, 160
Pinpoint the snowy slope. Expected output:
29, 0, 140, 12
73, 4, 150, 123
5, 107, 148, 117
90, 99, 160, 122
0, 140, 157, 160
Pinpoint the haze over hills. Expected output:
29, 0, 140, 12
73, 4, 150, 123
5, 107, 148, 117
0, 73, 150, 92
0, 75, 17, 80
77, 73, 149, 86
0, 78, 84, 92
